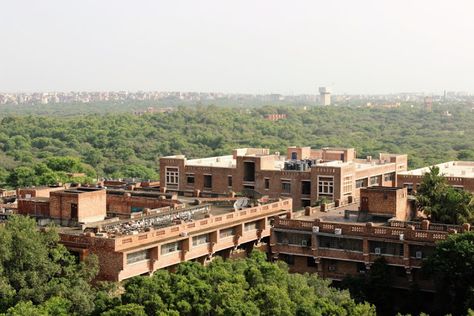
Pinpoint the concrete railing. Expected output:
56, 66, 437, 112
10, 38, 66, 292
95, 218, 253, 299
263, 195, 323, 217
112, 199, 291, 251
273, 217, 460, 243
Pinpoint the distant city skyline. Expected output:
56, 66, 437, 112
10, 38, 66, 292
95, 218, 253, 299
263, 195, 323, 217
1, 0, 473, 94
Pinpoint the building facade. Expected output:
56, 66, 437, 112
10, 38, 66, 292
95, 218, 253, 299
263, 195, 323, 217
59, 198, 292, 281
270, 186, 467, 291
398, 161, 474, 194
160, 146, 407, 209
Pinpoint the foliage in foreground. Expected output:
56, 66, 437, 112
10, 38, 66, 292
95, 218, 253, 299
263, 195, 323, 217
0, 215, 101, 315
423, 232, 474, 316
0, 215, 374, 315
119, 252, 375, 316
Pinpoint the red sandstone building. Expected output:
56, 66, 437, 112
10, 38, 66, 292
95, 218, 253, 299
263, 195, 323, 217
398, 161, 474, 193
159, 146, 408, 209
269, 186, 466, 291
60, 197, 292, 281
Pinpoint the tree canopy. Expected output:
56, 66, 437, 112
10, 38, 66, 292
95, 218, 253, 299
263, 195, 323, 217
416, 166, 474, 224
1, 103, 474, 188
120, 251, 375, 316
0, 215, 375, 315
423, 232, 474, 315
0, 215, 100, 315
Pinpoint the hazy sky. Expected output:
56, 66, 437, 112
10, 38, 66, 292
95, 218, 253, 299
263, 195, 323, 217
1, 0, 473, 94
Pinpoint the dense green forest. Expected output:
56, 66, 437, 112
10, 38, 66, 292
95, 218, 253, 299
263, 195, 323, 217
1, 103, 474, 188
0, 215, 375, 315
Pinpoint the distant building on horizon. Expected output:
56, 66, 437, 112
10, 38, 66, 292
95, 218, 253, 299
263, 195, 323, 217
319, 87, 331, 106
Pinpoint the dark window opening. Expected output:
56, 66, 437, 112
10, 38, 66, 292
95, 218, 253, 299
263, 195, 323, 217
301, 199, 311, 208
228, 176, 232, 187
291, 152, 297, 160
307, 257, 317, 267
243, 162, 256, 182
281, 181, 291, 194
186, 174, 195, 185
71, 203, 78, 220
301, 181, 311, 195
204, 175, 212, 189
264, 178, 270, 190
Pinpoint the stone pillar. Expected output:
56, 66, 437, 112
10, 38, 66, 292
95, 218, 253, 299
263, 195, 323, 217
421, 219, 430, 230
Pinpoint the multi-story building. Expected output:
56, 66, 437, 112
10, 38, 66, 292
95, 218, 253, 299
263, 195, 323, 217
398, 161, 474, 193
269, 186, 468, 291
14, 184, 292, 281
59, 197, 292, 281
160, 146, 407, 209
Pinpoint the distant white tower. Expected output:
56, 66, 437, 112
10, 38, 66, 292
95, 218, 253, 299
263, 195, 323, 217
319, 87, 331, 106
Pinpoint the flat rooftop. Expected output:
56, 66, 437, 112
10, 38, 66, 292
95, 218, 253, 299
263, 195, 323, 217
185, 156, 395, 171
62, 197, 282, 238
399, 161, 474, 178
294, 203, 389, 226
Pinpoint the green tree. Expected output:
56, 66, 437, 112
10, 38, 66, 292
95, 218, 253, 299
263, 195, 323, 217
101, 304, 147, 316
0, 215, 99, 314
416, 166, 474, 224
423, 232, 474, 315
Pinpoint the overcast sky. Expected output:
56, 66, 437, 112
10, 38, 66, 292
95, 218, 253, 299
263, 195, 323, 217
1, 0, 473, 94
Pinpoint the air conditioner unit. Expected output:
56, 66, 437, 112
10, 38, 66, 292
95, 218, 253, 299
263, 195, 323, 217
375, 247, 381, 255
312, 226, 320, 233
399, 234, 404, 241
415, 251, 422, 259
301, 240, 308, 247
334, 228, 342, 235
180, 232, 188, 237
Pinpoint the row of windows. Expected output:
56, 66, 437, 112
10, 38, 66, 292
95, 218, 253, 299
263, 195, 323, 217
186, 174, 213, 188
319, 236, 363, 252
178, 170, 394, 193
276, 231, 311, 247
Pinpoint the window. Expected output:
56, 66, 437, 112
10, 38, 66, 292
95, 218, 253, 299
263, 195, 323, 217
301, 180, 311, 195
71, 203, 78, 220
384, 173, 395, 182
301, 199, 311, 208
281, 180, 291, 194
318, 236, 363, 252
192, 234, 210, 247
127, 249, 150, 264
203, 175, 212, 189
161, 241, 181, 255
404, 183, 414, 194
244, 221, 259, 231
219, 227, 236, 238
186, 174, 195, 185
356, 179, 366, 188
307, 257, 317, 267
264, 178, 270, 190
370, 176, 379, 186
166, 167, 179, 187
318, 177, 334, 195
276, 231, 311, 246
280, 254, 294, 265
243, 161, 255, 182
369, 241, 404, 256
343, 175, 353, 194
227, 176, 232, 187
409, 245, 434, 259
